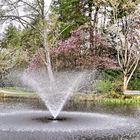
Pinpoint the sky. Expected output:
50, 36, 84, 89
0, 0, 53, 36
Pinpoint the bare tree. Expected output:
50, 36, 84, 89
0, 0, 55, 82
108, 6, 140, 91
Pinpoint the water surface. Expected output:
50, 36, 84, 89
0, 97, 140, 140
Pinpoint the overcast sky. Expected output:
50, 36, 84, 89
0, 0, 52, 35
0, 0, 53, 36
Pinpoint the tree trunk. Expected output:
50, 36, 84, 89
123, 75, 128, 92
92, 6, 99, 54
43, 27, 54, 83
88, 0, 94, 52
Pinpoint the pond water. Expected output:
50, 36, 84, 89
0, 97, 140, 140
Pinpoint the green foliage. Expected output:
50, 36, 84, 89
129, 78, 140, 90
98, 69, 140, 93
21, 27, 41, 52
0, 87, 35, 97
129, 71, 140, 90
96, 80, 114, 93
97, 97, 140, 105
104, 90, 123, 98
99, 69, 123, 92
0, 47, 29, 86
117, 0, 139, 18
1, 24, 22, 48
103, 69, 122, 81
52, 0, 88, 38
107, 0, 139, 19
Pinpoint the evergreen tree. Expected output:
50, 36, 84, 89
0, 24, 21, 48
52, 0, 88, 38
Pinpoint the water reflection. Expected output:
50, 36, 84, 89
66, 100, 140, 119
0, 97, 140, 119
0, 97, 46, 112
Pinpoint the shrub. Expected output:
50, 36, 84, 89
97, 69, 123, 93
103, 69, 140, 91
96, 80, 114, 93
128, 70, 140, 90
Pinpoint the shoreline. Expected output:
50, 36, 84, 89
1, 88, 140, 105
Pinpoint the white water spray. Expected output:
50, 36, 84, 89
21, 70, 85, 118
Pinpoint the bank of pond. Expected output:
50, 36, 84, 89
0, 87, 140, 105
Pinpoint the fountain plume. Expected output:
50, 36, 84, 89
21, 69, 85, 118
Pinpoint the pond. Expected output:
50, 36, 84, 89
0, 97, 140, 140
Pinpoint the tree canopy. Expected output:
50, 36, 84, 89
0, 0, 140, 91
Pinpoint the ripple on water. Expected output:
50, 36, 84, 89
0, 111, 139, 140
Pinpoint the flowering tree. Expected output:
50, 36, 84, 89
50, 25, 118, 70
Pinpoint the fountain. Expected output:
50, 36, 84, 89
16, 54, 140, 139
0, 1, 140, 140
21, 69, 86, 119
1, 58, 137, 140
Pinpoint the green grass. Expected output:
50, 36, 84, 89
72, 93, 140, 105
96, 98, 140, 105
0, 87, 36, 97
1, 87, 140, 105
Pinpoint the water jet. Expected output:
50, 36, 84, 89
21, 69, 86, 118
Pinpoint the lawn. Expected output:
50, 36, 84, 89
1, 87, 140, 105
0, 87, 36, 97
73, 93, 140, 105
